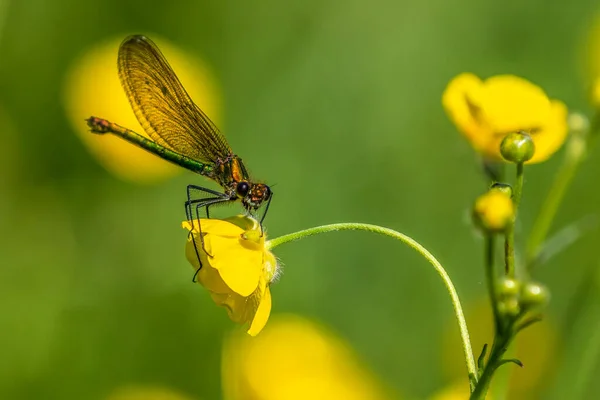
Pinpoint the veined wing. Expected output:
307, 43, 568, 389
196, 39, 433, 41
118, 35, 230, 163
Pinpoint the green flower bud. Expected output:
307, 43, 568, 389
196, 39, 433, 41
500, 131, 535, 164
520, 281, 550, 310
489, 182, 513, 198
498, 297, 521, 318
496, 277, 521, 299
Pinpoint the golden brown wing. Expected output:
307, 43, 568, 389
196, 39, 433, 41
118, 35, 230, 163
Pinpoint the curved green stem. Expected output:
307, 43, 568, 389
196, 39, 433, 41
267, 223, 478, 391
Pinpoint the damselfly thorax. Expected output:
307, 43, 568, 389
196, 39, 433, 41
212, 154, 272, 210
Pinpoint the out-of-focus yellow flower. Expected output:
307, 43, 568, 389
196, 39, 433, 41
586, 14, 600, 95
473, 190, 514, 233
63, 34, 220, 183
592, 78, 600, 107
222, 314, 394, 400
429, 380, 491, 400
105, 385, 195, 400
183, 215, 278, 336
588, 15, 600, 106
441, 298, 558, 398
442, 73, 568, 163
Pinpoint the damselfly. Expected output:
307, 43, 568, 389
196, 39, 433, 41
86, 35, 273, 278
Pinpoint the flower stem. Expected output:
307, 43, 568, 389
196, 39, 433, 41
525, 133, 587, 268
478, 236, 518, 400
267, 222, 478, 391
470, 333, 512, 400
505, 163, 524, 278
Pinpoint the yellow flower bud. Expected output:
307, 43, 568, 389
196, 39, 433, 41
473, 191, 515, 233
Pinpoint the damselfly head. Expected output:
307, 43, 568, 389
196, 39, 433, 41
240, 182, 271, 210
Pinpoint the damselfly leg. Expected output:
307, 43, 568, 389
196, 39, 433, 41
185, 184, 232, 281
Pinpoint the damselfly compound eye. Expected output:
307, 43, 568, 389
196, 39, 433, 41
237, 181, 250, 197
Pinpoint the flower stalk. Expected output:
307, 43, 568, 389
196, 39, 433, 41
505, 162, 524, 278
268, 222, 479, 391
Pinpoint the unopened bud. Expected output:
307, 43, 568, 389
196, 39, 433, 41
473, 191, 515, 233
490, 182, 513, 198
500, 131, 535, 164
520, 281, 550, 311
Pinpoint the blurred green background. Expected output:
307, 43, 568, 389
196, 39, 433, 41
1, 0, 600, 399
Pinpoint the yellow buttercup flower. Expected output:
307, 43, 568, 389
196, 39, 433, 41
443, 73, 568, 163
63, 34, 220, 183
183, 215, 279, 336
222, 314, 393, 400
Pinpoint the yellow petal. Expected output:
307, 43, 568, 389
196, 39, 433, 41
182, 218, 244, 237
479, 75, 551, 132
247, 286, 272, 336
527, 100, 568, 163
210, 291, 245, 322
442, 73, 485, 144
183, 233, 224, 291
223, 215, 261, 231
196, 260, 231, 295
213, 288, 258, 326
210, 236, 262, 296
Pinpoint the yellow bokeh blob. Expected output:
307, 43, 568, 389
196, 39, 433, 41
63, 34, 220, 183
222, 314, 395, 400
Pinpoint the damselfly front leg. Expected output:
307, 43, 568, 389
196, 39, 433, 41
185, 184, 232, 281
